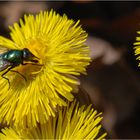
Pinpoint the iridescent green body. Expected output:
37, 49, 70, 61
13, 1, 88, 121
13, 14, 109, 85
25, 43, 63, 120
2, 50, 23, 65
0, 48, 38, 71
0, 47, 39, 87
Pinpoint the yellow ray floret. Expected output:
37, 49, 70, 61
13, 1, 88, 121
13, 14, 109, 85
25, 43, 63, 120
0, 10, 91, 128
0, 100, 107, 139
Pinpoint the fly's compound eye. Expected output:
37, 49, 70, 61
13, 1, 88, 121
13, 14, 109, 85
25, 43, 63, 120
23, 48, 39, 63
23, 48, 30, 59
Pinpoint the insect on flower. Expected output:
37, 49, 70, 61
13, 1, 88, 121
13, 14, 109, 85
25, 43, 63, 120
0, 47, 40, 87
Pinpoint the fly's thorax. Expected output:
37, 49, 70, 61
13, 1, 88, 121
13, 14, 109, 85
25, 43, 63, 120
3, 50, 23, 64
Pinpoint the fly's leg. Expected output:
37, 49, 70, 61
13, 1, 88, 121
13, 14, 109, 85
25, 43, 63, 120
10, 69, 27, 81
1, 65, 27, 89
1, 71, 10, 89
22, 62, 43, 75
1, 66, 15, 89
22, 62, 43, 66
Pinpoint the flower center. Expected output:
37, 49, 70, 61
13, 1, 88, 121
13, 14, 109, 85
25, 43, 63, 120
27, 39, 44, 60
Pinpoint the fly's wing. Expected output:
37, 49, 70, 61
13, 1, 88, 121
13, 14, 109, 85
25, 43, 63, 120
0, 56, 11, 71
0, 46, 10, 55
0, 46, 11, 71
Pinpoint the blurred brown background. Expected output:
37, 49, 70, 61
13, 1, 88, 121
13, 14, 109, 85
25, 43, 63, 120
0, 1, 140, 139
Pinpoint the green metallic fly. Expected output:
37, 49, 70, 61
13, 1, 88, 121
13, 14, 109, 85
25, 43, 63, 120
0, 47, 39, 87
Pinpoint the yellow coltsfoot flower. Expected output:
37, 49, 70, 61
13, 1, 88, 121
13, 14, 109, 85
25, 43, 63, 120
0, 100, 107, 139
0, 10, 91, 128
